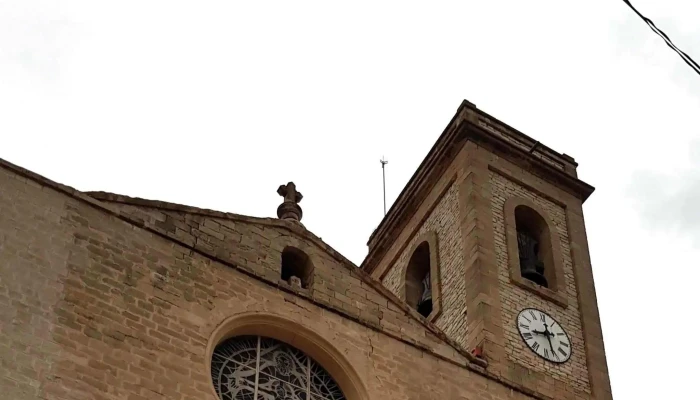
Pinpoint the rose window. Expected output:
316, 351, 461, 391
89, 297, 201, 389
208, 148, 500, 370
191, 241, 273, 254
211, 335, 346, 400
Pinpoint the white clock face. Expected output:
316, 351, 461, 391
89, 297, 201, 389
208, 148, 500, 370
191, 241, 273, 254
516, 308, 571, 363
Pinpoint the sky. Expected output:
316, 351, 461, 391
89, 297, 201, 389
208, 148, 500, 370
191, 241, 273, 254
1, 0, 698, 398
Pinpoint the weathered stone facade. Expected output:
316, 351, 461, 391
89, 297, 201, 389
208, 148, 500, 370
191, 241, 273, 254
0, 100, 613, 400
490, 170, 590, 392
362, 101, 612, 400
0, 161, 497, 400
380, 182, 466, 347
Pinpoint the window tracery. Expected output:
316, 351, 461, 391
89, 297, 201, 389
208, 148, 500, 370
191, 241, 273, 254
211, 335, 345, 400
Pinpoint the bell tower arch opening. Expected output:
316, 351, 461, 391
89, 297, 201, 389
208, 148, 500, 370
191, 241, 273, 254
514, 205, 554, 288
405, 241, 433, 318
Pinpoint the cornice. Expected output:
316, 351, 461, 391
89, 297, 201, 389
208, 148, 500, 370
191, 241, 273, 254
462, 120, 595, 201
361, 100, 594, 275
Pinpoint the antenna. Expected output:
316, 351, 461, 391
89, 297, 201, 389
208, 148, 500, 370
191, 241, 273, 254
380, 157, 388, 216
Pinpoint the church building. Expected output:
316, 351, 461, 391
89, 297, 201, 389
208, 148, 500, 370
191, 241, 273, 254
0, 100, 613, 399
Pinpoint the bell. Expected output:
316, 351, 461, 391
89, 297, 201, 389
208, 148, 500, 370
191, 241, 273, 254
417, 272, 433, 317
517, 231, 548, 288
521, 260, 548, 287
419, 272, 432, 303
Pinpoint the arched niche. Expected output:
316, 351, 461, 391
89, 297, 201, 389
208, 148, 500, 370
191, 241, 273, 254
281, 246, 314, 288
504, 197, 568, 307
402, 231, 442, 321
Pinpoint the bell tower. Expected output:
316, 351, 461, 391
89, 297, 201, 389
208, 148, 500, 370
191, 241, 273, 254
361, 101, 612, 400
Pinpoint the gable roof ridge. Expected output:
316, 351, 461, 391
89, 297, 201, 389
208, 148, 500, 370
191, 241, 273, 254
0, 158, 483, 370
86, 191, 276, 225
88, 191, 485, 367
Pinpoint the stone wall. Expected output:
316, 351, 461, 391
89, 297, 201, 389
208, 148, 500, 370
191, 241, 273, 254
380, 182, 466, 347
359, 100, 612, 400
0, 161, 542, 400
370, 148, 469, 351
490, 169, 590, 393
0, 171, 70, 400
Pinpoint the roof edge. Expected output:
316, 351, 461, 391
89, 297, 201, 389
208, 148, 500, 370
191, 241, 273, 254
366, 100, 474, 246
0, 157, 486, 369
85, 190, 278, 226
0, 157, 564, 399
361, 100, 594, 274
86, 190, 486, 367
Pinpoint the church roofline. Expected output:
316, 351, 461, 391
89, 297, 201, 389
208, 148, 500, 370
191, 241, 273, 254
86, 190, 281, 225
85, 189, 492, 369
0, 156, 489, 371
0, 149, 579, 399
361, 100, 594, 274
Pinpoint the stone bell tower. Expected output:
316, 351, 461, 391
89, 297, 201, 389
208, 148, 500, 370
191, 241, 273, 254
361, 100, 612, 400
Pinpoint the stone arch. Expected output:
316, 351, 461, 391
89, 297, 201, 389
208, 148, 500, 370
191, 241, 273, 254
402, 231, 442, 321
206, 313, 370, 400
504, 197, 567, 307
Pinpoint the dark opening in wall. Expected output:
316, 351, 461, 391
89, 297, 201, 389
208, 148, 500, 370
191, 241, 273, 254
515, 205, 555, 289
281, 247, 313, 289
405, 241, 432, 318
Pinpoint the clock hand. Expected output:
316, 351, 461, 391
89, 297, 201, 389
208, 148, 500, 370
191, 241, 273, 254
545, 331, 555, 354
542, 323, 555, 337
543, 324, 556, 356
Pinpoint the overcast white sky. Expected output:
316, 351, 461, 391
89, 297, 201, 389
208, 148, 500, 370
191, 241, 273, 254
1, 0, 698, 398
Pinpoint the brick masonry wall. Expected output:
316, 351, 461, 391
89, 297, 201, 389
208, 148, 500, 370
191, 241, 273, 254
0, 172, 69, 400
380, 182, 467, 347
490, 169, 591, 393
0, 163, 542, 400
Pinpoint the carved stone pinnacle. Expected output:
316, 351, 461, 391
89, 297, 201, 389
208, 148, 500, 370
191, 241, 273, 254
277, 182, 303, 222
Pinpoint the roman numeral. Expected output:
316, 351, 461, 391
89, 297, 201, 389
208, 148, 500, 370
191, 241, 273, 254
558, 348, 567, 357
543, 348, 549, 358
557, 333, 566, 336
522, 315, 531, 323
519, 323, 530, 330
552, 350, 560, 360
529, 310, 536, 319
560, 341, 570, 348
532, 342, 540, 351
540, 313, 546, 322
522, 332, 533, 340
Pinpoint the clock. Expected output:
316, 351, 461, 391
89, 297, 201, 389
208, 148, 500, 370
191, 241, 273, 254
516, 308, 572, 363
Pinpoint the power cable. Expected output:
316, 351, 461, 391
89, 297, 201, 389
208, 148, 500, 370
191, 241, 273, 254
622, 0, 700, 75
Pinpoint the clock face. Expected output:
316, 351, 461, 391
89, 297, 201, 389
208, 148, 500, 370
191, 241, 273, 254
516, 308, 571, 363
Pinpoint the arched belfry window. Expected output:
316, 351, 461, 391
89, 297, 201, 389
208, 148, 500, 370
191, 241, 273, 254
405, 241, 433, 318
514, 205, 554, 289
504, 198, 567, 306
212, 335, 346, 400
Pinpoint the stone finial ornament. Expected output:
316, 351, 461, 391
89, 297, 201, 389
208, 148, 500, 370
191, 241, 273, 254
277, 182, 303, 222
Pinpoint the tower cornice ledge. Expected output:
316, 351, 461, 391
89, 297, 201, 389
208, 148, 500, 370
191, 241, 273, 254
361, 100, 594, 275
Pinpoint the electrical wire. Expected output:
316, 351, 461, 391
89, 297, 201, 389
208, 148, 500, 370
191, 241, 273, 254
622, 0, 700, 76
